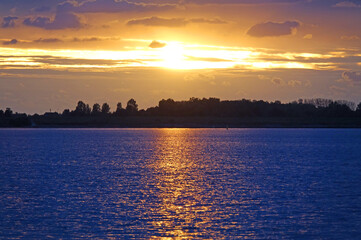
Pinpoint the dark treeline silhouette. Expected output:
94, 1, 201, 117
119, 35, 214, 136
0, 107, 30, 127
60, 99, 138, 117
1, 97, 361, 127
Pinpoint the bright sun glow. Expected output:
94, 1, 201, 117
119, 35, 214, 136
0, 40, 335, 71
160, 43, 187, 69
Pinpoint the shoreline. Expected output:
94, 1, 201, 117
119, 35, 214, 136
2, 116, 361, 128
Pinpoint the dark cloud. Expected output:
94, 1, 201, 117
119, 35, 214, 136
68, 0, 176, 13
33, 38, 63, 43
189, 0, 305, 3
341, 71, 361, 83
128, 17, 187, 27
23, 16, 50, 28
22, 0, 175, 30
23, 2, 81, 30
2, 16, 18, 28
149, 40, 166, 48
247, 21, 300, 37
23, 12, 81, 29
138, 0, 306, 4
31, 37, 116, 44
127, 16, 226, 27
3, 39, 18, 45
72, 37, 102, 42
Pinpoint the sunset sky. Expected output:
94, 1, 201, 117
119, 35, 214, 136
0, 0, 360, 113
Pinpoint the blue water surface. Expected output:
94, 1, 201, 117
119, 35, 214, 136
0, 128, 361, 239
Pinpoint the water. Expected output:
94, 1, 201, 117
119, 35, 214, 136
0, 128, 361, 239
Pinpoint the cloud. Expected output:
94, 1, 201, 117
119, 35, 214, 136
23, 2, 81, 30
72, 37, 102, 42
69, 0, 175, 13
247, 21, 301, 37
2, 16, 18, 28
23, 12, 81, 29
341, 35, 360, 40
33, 38, 63, 43
179, 0, 306, 4
127, 16, 226, 27
149, 40, 166, 48
23, 0, 177, 30
32, 57, 120, 66
128, 17, 187, 27
189, 18, 227, 24
333, 1, 361, 8
31, 37, 116, 44
341, 71, 361, 83
3, 39, 18, 45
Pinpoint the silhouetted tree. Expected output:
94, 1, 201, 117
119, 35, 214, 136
0, 109, 3, 117
92, 103, 101, 115
62, 109, 70, 116
101, 103, 110, 114
4, 108, 12, 117
126, 99, 138, 114
116, 102, 122, 111
85, 104, 91, 115
73, 101, 91, 115
74, 101, 87, 115
114, 102, 123, 116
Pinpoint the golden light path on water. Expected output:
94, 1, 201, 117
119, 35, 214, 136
148, 129, 214, 239
141, 128, 257, 239
0, 40, 344, 71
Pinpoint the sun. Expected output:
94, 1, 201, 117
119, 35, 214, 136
159, 42, 188, 69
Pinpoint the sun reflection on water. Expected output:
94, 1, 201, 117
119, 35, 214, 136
148, 129, 215, 239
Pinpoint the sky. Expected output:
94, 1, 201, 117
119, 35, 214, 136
0, 0, 360, 113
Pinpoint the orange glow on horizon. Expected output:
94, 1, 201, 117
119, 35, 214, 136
0, 40, 354, 71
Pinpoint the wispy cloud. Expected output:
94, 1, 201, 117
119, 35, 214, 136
33, 38, 63, 43
127, 16, 227, 27
341, 35, 360, 40
333, 1, 361, 8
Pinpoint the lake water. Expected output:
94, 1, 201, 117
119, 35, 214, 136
0, 128, 361, 239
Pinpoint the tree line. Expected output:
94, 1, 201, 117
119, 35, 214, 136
60, 98, 138, 116
1, 97, 361, 126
